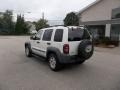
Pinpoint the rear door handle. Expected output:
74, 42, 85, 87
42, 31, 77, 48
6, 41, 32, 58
47, 43, 51, 45
37, 41, 40, 44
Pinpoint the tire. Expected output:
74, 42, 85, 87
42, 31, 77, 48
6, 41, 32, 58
25, 46, 32, 57
78, 40, 94, 60
48, 54, 62, 71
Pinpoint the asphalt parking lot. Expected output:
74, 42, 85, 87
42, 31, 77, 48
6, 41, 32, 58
0, 36, 120, 90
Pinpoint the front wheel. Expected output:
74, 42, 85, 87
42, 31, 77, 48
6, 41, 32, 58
25, 46, 32, 57
48, 54, 62, 71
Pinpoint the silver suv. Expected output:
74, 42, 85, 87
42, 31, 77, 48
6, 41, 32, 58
25, 26, 94, 71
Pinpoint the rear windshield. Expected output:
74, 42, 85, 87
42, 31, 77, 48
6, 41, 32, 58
68, 28, 90, 41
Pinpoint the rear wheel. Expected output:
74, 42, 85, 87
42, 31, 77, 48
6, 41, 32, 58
48, 54, 62, 71
25, 46, 32, 57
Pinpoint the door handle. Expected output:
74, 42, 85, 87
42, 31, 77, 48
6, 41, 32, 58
37, 41, 40, 44
47, 43, 51, 45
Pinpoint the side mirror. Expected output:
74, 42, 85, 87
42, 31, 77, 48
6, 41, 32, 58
30, 35, 40, 40
30, 35, 36, 40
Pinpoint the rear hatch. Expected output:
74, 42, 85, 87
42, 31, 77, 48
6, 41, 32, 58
68, 27, 91, 55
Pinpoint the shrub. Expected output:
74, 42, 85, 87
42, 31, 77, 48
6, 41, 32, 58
101, 37, 111, 45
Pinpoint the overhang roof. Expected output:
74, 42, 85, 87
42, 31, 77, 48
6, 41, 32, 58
78, 0, 102, 15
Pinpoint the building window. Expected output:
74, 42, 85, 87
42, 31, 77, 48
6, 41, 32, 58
115, 13, 120, 19
112, 8, 120, 19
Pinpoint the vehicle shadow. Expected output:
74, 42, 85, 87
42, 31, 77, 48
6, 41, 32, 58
31, 54, 47, 64
31, 54, 87, 71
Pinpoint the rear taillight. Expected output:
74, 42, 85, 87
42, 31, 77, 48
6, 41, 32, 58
63, 44, 69, 54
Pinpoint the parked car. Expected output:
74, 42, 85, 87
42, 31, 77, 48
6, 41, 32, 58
25, 26, 94, 71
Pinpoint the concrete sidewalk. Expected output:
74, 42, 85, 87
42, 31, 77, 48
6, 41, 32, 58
95, 47, 120, 55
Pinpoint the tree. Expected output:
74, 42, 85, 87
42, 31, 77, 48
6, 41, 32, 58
0, 17, 3, 28
15, 14, 30, 35
0, 10, 14, 34
33, 19, 49, 31
64, 12, 79, 26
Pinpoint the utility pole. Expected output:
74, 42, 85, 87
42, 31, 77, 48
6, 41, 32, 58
42, 12, 44, 20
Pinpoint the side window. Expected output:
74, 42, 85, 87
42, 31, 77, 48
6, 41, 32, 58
54, 29, 63, 42
42, 29, 53, 41
36, 30, 43, 40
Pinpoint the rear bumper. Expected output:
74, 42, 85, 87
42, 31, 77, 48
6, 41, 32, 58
47, 47, 93, 64
58, 54, 84, 64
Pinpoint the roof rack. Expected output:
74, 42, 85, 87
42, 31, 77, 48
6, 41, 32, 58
49, 25, 64, 27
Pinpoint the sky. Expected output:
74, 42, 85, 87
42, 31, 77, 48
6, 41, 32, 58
0, 0, 96, 21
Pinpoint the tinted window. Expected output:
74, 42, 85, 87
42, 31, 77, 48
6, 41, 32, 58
68, 28, 90, 41
42, 29, 53, 41
112, 8, 120, 19
83, 29, 91, 39
54, 29, 63, 42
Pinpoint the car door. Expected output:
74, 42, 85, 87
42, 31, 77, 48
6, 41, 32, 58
40, 29, 53, 57
31, 30, 43, 55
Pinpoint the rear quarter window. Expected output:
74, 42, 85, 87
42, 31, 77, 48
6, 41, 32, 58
54, 29, 63, 42
68, 28, 90, 41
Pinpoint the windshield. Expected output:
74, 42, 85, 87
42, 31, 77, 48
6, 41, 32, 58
68, 28, 90, 41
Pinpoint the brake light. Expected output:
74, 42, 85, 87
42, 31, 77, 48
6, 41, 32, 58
63, 44, 69, 54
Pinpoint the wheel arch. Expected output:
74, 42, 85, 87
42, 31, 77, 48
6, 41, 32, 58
25, 42, 31, 48
46, 47, 61, 61
25, 42, 32, 53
